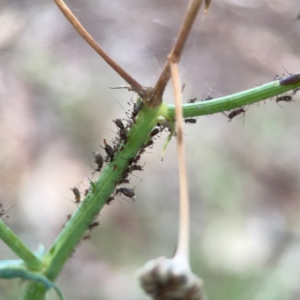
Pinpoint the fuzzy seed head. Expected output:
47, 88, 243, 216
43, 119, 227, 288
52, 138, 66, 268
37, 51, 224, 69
137, 256, 204, 300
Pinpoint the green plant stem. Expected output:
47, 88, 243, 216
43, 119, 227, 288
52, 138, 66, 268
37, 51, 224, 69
21, 101, 168, 300
166, 78, 300, 119
17, 75, 300, 300
0, 219, 43, 270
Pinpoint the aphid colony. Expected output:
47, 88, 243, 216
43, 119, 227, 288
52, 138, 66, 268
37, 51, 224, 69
68, 96, 165, 236
67, 98, 155, 234
68, 72, 300, 235
184, 73, 300, 124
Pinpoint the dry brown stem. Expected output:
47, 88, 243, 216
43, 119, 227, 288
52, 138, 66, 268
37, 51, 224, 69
54, 0, 146, 97
170, 62, 190, 258
148, 0, 204, 108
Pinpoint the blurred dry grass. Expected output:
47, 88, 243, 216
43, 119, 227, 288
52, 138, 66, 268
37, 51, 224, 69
1, 0, 300, 299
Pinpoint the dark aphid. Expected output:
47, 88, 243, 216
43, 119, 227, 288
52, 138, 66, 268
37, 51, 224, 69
132, 101, 143, 120
120, 169, 130, 184
125, 119, 134, 129
92, 152, 104, 172
118, 178, 130, 184
128, 164, 144, 173
129, 156, 138, 165
88, 221, 99, 230
129, 152, 143, 165
115, 188, 136, 200
227, 108, 246, 122
119, 128, 128, 143
102, 139, 114, 162
184, 118, 197, 124
276, 95, 293, 103
143, 139, 153, 148
276, 95, 294, 108
113, 118, 125, 129
84, 188, 90, 196
150, 128, 160, 138
279, 73, 300, 86
83, 235, 91, 240
106, 196, 115, 205
187, 97, 197, 103
202, 95, 214, 101
70, 187, 81, 204
67, 214, 72, 221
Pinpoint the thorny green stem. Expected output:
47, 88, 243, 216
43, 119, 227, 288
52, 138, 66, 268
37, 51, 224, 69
20, 101, 168, 300
0, 75, 298, 300
166, 77, 300, 119
0, 220, 43, 271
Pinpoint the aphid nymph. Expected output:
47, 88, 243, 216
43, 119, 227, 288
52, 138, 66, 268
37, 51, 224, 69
70, 187, 81, 204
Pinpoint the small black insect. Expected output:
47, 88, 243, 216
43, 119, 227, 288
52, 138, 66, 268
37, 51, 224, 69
187, 97, 197, 103
92, 152, 104, 172
276, 95, 293, 103
150, 128, 160, 138
276, 95, 294, 107
84, 188, 90, 196
70, 187, 81, 204
128, 164, 144, 173
118, 178, 130, 184
119, 128, 128, 143
279, 73, 300, 86
115, 188, 136, 200
106, 196, 115, 205
227, 108, 246, 122
102, 139, 114, 162
88, 221, 99, 230
132, 101, 143, 120
143, 139, 153, 148
129, 153, 142, 165
113, 118, 125, 130
202, 95, 214, 101
184, 118, 197, 124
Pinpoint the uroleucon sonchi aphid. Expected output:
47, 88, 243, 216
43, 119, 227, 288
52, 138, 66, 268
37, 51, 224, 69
184, 118, 197, 124
227, 107, 246, 122
70, 187, 81, 204
92, 152, 104, 172
115, 188, 136, 201
102, 139, 114, 162
276, 95, 293, 104
88, 221, 99, 230
113, 118, 125, 130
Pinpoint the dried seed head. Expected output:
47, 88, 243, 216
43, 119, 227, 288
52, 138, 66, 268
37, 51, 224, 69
137, 256, 204, 300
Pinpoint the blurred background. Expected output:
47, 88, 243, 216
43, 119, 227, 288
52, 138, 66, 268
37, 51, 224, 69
1, 0, 300, 299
